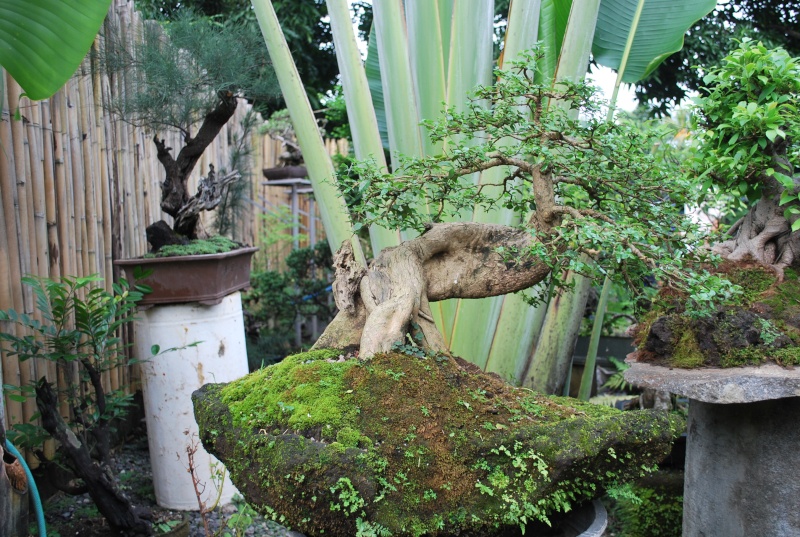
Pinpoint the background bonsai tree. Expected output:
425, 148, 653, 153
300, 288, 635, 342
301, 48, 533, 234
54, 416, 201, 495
313, 45, 798, 360
692, 39, 800, 274
102, 11, 281, 246
631, 40, 800, 369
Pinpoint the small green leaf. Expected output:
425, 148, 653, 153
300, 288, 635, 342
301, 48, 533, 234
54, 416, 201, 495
151, 344, 160, 356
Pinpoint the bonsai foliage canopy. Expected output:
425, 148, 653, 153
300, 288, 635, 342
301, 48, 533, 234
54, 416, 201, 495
691, 39, 800, 274
101, 11, 280, 241
314, 49, 733, 358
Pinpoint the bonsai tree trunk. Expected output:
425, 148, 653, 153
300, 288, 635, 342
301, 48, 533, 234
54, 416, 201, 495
712, 147, 800, 276
153, 91, 238, 239
314, 222, 553, 357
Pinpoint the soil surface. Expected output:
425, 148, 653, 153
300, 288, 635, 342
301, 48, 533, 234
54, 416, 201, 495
37, 431, 304, 537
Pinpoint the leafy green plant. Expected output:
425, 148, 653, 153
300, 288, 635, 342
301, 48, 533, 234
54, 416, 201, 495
609, 478, 683, 537
690, 39, 800, 259
603, 357, 635, 393
0, 274, 152, 534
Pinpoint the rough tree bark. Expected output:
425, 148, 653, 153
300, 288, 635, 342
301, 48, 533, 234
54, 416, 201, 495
313, 222, 553, 358
35, 379, 152, 536
153, 91, 238, 239
712, 144, 800, 277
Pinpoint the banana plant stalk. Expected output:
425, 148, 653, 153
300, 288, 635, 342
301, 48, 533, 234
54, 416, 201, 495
251, 0, 365, 266
578, 274, 613, 400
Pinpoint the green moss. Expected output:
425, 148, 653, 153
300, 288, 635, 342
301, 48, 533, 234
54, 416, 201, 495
725, 265, 777, 305
720, 347, 764, 368
761, 267, 800, 316
144, 236, 242, 257
669, 331, 705, 368
336, 427, 364, 448
221, 348, 356, 434
772, 346, 800, 366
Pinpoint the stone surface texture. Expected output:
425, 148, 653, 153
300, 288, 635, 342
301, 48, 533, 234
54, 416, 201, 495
683, 397, 800, 537
193, 350, 682, 537
624, 358, 800, 403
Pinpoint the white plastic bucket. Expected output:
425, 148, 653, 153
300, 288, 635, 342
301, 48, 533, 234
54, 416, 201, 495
135, 292, 249, 510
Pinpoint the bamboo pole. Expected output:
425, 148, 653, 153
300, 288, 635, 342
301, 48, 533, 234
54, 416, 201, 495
41, 99, 61, 279
0, 70, 24, 430
65, 77, 88, 279
26, 99, 50, 280
78, 73, 101, 277
3, 78, 38, 458
6, 78, 35, 306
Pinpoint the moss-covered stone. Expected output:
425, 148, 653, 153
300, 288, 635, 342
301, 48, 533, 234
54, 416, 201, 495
636, 264, 800, 369
193, 350, 683, 537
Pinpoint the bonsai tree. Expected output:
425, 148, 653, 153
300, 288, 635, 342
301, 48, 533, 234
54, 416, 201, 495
694, 39, 800, 274
313, 48, 760, 359
633, 40, 800, 368
102, 11, 281, 246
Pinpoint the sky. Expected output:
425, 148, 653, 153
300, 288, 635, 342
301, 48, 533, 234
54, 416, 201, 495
587, 66, 639, 112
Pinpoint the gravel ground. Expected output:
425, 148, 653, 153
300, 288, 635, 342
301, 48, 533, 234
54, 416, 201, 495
40, 431, 305, 537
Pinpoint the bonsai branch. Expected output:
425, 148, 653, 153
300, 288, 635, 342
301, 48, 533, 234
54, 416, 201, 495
154, 91, 239, 238
35, 378, 152, 535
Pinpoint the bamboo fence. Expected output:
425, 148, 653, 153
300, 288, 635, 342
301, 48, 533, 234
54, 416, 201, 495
0, 0, 345, 442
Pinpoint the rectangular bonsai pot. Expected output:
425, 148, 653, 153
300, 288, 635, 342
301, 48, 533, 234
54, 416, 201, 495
115, 247, 258, 306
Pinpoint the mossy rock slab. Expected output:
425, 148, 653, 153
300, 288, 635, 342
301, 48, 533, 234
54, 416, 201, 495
193, 350, 682, 537
634, 264, 800, 369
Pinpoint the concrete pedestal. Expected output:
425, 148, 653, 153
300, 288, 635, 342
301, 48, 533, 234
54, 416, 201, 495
625, 361, 800, 537
135, 292, 249, 510
684, 398, 800, 537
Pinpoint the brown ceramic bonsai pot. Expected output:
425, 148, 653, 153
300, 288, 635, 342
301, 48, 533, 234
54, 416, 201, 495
115, 247, 258, 306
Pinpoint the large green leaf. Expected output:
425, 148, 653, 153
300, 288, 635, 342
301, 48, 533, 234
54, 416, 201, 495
365, 25, 390, 151
0, 0, 112, 100
327, 0, 399, 253
592, 0, 716, 83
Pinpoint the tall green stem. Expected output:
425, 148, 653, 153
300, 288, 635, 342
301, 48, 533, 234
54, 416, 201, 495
578, 275, 613, 400
251, 0, 365, 266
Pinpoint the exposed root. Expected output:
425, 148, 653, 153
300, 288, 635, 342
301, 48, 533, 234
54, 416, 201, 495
316, 222, 552, 358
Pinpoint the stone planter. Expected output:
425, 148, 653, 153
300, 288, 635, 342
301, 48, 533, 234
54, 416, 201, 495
115, 246, 258, 306
625, 360, 800, 537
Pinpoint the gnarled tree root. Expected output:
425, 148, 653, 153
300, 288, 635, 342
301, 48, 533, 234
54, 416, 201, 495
314, 222, 551, 357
